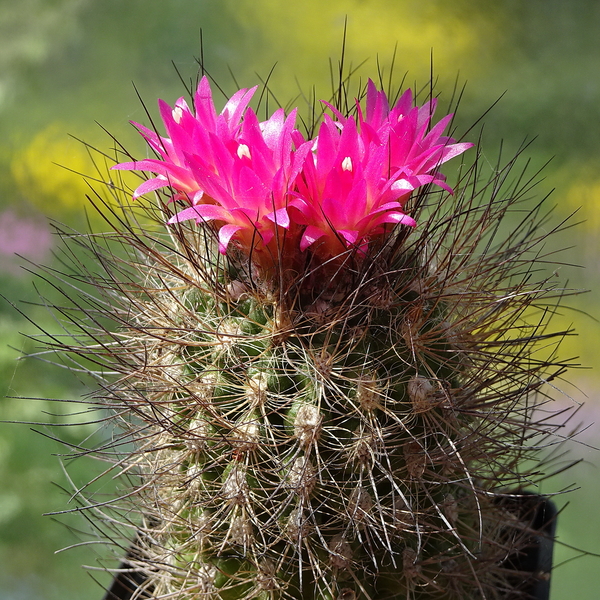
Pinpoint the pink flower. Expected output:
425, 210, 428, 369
357, 80, 473, 193
113, 77, 308, 255
168, 105, 310, 255
291, 81, 473, 257
113, 77, 256, 204
113, 77, 473, 266
290, 114, 417, 257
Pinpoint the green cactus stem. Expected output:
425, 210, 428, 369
31, 75, 578, 600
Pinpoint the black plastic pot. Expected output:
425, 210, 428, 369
499, 492, 557, 600
101, 493, 557, 600
102, 541, 154, 600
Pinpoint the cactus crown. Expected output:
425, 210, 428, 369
35, 70, 578, 600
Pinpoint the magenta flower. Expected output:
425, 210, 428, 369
357, 80, 473, 193
290, 81, 473, 257
290, 114, 418, 257
168, 105, 310, 255
113, 77, 257, 203
114, 77, 473, 265
113, 77, 310, 257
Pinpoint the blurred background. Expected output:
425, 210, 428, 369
1, 0, 599, 598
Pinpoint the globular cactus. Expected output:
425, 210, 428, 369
38, 70, 575, 600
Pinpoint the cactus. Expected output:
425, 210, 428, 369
36, 70, 575, 600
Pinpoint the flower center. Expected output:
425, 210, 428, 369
341, 156, 353, 172
237, 144, 251, 160
172, 106, 184, 124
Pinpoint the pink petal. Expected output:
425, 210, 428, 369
260, 107, 286, 149
390, 89, 413, 119
132, 177, 169, 199
168, 204, 227, 224
391, 179, 417, 194
321, 100, 346, 123
221, 86, 258, 128
385, 213, 417, 227
437, 142, 475, 164
421, 113, 454, 147
265, 207, 291, 229
365, 79, 389, 128
131, 122, 167, 157
218, 224, 244, 254
300, 225, 326, 251
337, 229, 359, 246
193, 77, 218, 129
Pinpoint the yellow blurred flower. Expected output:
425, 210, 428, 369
11, 123, 101, 216
10, 122, 140, 221
565, 172, 600, 234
